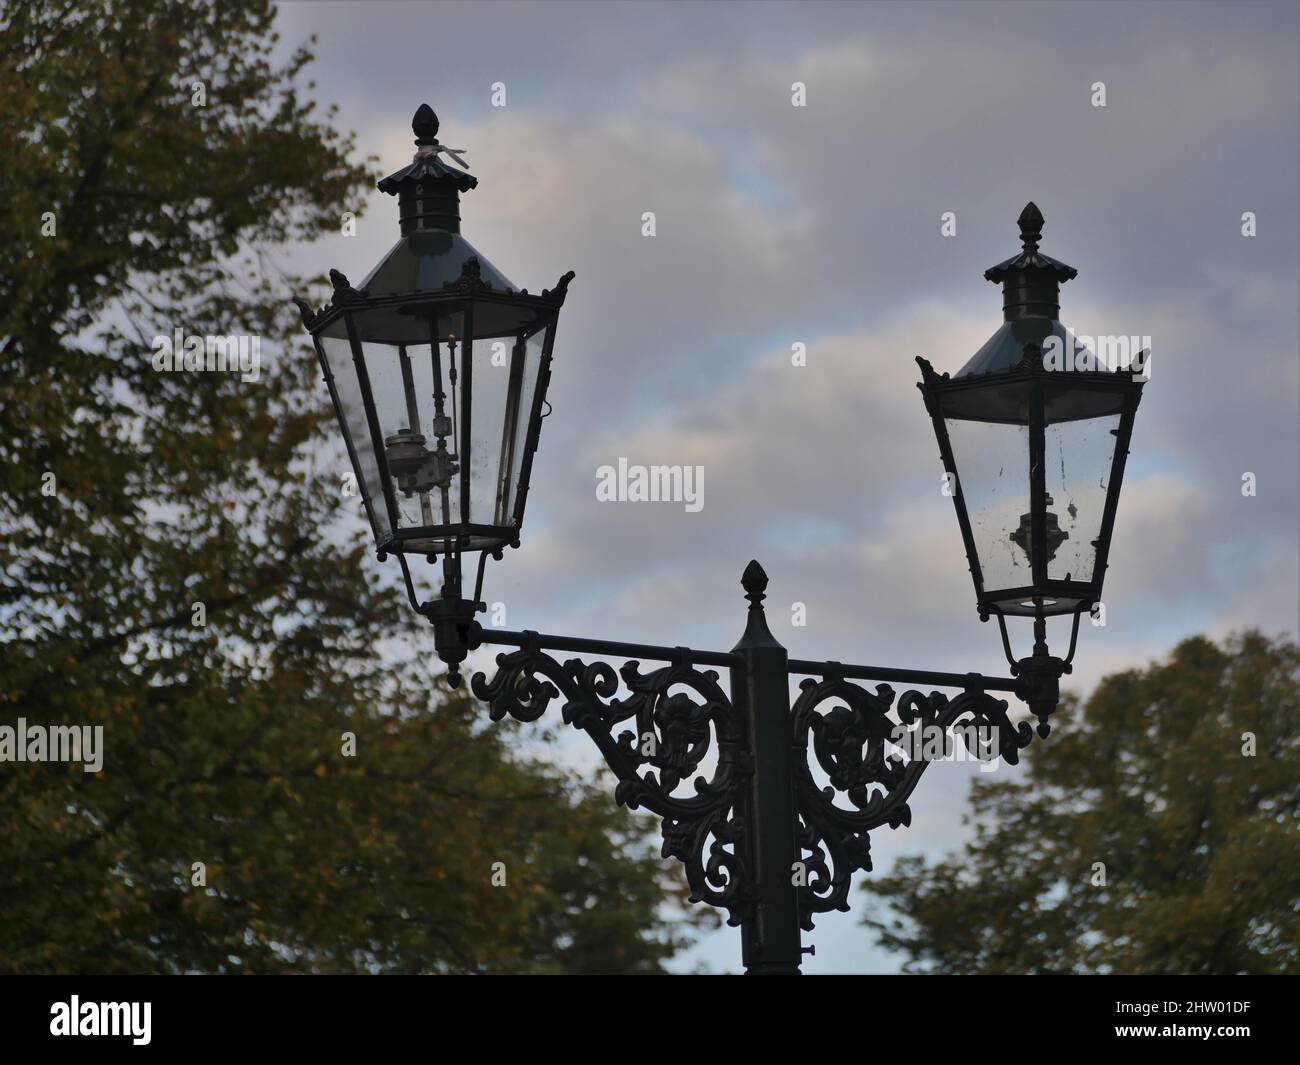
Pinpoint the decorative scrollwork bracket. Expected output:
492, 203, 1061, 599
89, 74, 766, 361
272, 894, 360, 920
791, 674, 1032, 928
466, 561, 1057, 973
471, 639, 756, 925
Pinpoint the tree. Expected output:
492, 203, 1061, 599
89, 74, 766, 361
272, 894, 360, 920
861, 631, 1300, 974
0, 0, 691, 973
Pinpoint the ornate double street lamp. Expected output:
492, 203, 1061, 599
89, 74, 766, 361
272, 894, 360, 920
295, 107, 1145, 975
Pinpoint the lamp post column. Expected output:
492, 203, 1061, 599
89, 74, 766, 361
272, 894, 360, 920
732, 561, 803, 975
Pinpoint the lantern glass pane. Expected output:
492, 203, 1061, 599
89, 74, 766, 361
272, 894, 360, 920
945, 417, 1031, 592
320, 332, 389, 540
453, 320, 553, 532
507, 324, 550, 522
463, 328, 507, 529
1043, 412, 1121, 583
362, 339, 462, 549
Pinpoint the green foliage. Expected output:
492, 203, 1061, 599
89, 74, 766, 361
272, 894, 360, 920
863, 631, 1300, 974
0, 0, 691, 973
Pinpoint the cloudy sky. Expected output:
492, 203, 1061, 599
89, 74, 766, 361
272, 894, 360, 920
274, 0, 1299, 973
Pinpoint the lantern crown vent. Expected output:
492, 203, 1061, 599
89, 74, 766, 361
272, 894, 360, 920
352, 104, 517, 299
377, 105, 478, 199
959, 203, 1081, 379
982, 202, 1077, 287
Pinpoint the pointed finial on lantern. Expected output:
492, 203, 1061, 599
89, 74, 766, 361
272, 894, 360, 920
1018, 201, 1044, 252
413, 104, 440, 146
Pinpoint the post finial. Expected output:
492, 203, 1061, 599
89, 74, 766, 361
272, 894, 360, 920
742, 560, 768, 607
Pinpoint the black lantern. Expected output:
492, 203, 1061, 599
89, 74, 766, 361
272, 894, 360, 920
295, 105, 574, 680
918, 203, 1144, 638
